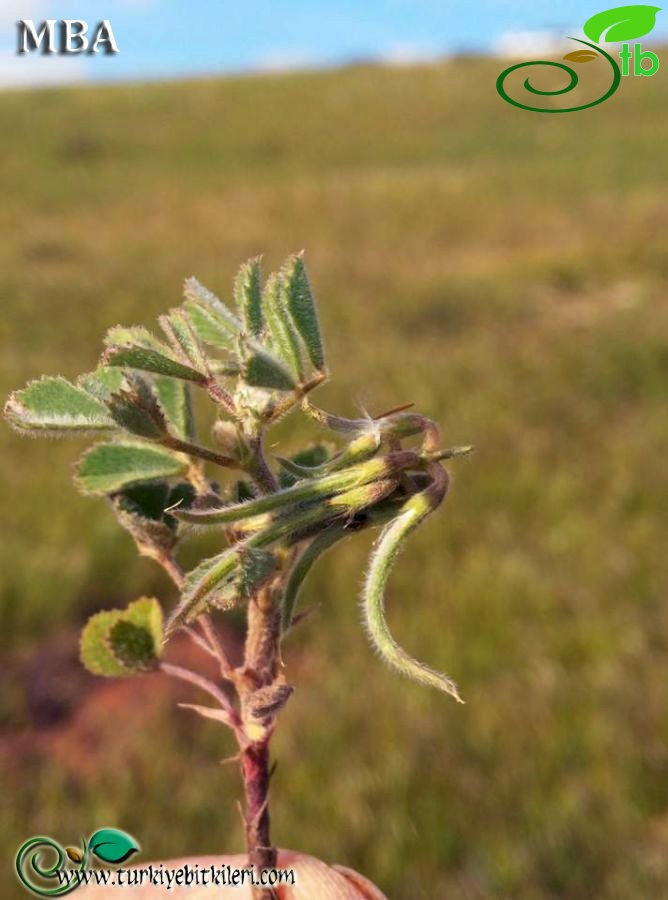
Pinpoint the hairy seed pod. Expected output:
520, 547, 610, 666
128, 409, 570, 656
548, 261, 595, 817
361, 464, 464, 702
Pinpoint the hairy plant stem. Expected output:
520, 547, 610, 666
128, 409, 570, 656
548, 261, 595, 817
164, 435, 240, 471
246, 432, 280, 494
237, 426, 282, 897
239, 587, 282, 899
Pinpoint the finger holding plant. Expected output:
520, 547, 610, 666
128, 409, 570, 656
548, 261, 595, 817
5, 251, 472, 899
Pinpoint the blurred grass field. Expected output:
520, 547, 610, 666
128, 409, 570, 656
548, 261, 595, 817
1, 55, 668, 899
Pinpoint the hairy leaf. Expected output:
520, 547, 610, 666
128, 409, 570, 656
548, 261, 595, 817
153, 376, 194, 439
242, 348, 297, 392
183, 300, 238, 352
183, 277, 242, 330
4, 376, 116, 436
88, 596, 163, 675
78, 367, 125, 401
236, 547, 278, 601
159, 308, 207, 371
111, 481, 176, 554
168, 548, 238, 629
80, 610, 130, 676
108, 620, 158, 671
235, 257, 263, 337
104, 345, 206, 384
106, 375, 168, 440
76, 443, 188, 494
263, 273, 306, 380
80, 596, 162, 679
104, 325, 166, 350
282, 253, 326, 371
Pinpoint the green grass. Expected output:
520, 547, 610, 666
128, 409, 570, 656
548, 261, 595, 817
2, 56, 668, 898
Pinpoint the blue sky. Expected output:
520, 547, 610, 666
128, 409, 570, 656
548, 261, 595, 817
1, 1, 666, 88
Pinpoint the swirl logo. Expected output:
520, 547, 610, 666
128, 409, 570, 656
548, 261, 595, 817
15, 829, 139, 896
496, 5, 661, 113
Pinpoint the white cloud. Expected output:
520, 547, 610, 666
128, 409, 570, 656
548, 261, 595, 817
378, 42, 443, 67
0, 6, 89, 89
493, 30, 570, 58
0, 52, 87, 90
253, 50, 323, 73
0, 1, 48, 29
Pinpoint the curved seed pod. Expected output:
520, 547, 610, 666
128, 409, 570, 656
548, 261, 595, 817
174, 452, 416, 526
168, 479, 399, 633
302, 401, 372, 435
361, 464, 463, 702
277, 429, 381, 480
304, 402, 437, 447
279, 478, 399, 632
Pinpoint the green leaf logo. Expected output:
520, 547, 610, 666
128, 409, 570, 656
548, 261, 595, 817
88, 828, 139, 865
584, 5, 661, 43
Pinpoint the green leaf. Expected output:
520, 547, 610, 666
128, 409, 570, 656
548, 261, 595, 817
80, 609, 131, 676
115, 481, 171, 520
236, 548, 278, 602
124, 595, 163, 646
167, 548, 238, 630
78, 367, 125, 401
81, 597, 163, 678
103, 345, 206, 384
242, 348, 297, 392
183, 277, 242, 331
166, 481, 198, 516
584, 5, 660, 43
159, 308, 207, 371
153, 376, 194, 440
106, 375, 168, 440
281, 253, 326, 371
183, 300, 238, 351
104, 325, 165, 351
76, 443, 188, 494
88, 829, 139, 865
108, 620, 157, 671
111, 481, 176, 555
4, 376, 116, 436
234, 257, 263, 337
264, 273, 306, 380
112, 481, 197, 556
